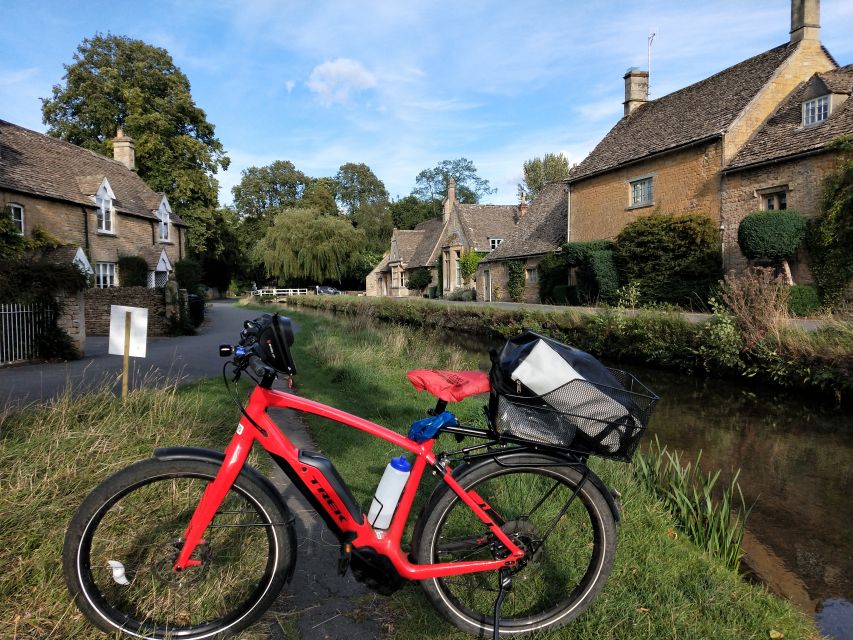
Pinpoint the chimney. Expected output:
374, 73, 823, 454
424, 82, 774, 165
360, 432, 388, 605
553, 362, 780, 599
112, 128, 136, 171
623, 68, 649, 116
790, 0, 820, 42
443, 177, 457, 223
515, 192, 528, 224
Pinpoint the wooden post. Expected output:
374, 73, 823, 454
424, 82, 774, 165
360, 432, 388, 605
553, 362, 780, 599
121, 310, 131, 401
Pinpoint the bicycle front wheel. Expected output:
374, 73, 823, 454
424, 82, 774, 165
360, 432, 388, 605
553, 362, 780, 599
63, 457, 295, 639
414, 454, 617, 637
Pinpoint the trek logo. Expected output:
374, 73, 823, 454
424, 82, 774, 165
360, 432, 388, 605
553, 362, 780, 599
310, 478, 348, 523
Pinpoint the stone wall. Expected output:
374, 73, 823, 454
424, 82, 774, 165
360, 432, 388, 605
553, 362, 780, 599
56, 290, 86, 355
569, 140, 724, 242
0, 190, 186, 269
721, 152, 837, 282
85, 287, 170, 336
476, 256, 542, 303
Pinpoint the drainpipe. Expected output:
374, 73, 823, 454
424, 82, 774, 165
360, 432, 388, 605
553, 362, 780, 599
80, 206, 91, 259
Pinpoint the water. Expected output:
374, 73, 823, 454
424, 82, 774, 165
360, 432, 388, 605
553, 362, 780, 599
625, 364, 853, 640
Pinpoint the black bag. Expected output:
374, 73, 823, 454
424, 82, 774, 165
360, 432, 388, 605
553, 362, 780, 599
488, 331, 658, 461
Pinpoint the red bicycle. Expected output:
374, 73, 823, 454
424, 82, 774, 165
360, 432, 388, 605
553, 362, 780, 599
63, 314, 657, 639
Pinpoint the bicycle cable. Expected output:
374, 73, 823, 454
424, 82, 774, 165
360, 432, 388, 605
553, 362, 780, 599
222, 359, 268, 437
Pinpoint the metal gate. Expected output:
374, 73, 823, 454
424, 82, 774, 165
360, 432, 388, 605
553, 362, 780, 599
0, 303, 54, 365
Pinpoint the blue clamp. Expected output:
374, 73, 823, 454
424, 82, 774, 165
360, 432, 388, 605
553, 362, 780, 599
408, 411, 458, 443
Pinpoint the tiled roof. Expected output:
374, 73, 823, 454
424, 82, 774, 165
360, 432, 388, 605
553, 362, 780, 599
568, 42, 802, 182
456, 204, 518, 252
408, 217, 445, 268
389, 229, 424, 263
481, 182, 567, 262
726, 65, 853, 170
0, 119, 185, 225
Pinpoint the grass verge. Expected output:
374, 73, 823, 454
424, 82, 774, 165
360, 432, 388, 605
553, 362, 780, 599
282, 308, 821, 640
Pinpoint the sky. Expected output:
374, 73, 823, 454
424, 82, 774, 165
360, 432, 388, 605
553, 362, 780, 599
1, 0, 852, 207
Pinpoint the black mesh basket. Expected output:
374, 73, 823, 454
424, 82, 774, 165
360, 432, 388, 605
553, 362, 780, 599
493, 369, 659, 461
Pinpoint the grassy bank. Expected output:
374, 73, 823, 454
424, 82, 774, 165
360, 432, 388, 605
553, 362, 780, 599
283, 309, 820, 640
282, 295, 853, 405
0, 377, 267, 639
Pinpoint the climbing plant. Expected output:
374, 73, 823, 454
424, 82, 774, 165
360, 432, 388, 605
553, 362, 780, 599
459, 250, 485, 285
506, 260, 526, 302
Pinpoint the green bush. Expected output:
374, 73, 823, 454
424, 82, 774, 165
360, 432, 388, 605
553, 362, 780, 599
787, 284, 821, 317
552, 284, 570, 304
406, 267, 431, 292
559, 241, 618, 304
536, 252, 569, 303
737, 210, 807, 261
117, 255, 148, 287
174, 258, 204, 294
615, 213, 721, 307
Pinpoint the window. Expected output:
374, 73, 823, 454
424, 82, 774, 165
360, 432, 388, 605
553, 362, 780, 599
630, 177, 653, 207
489, 238, 503, 250
526, 268, 538, 284
158, 197, 171, 242
455, 258, 462, 286
96, 262, 117, 288
764, 191, 788, 211
802, 95, 829, 126
96, 195, 114, 233
8, 203, 24, 235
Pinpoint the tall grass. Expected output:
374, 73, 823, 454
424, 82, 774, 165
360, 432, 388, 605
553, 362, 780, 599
0, 377, 262, 640
633, 437, 748, 571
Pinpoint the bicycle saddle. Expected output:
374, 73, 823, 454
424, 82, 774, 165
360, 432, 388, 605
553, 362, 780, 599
406, 370, 490, 402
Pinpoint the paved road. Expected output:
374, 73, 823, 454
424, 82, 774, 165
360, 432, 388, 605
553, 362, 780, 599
0, 300, 265, 408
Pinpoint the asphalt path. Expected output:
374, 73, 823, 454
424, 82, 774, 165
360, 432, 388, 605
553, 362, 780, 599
0, 300, 265, 408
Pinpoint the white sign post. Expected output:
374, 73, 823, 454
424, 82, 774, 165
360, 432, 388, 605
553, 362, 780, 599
108, 305, 148, 400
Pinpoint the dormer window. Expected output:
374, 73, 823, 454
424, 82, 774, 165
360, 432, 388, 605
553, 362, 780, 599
158, 196, 172, 242
95, 178, 116, 234
802, 95, 829, 126
490, 238, 504, 250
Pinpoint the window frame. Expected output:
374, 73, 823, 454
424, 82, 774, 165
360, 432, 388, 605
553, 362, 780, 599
96, 195, 114, 234
526, 267, 538, 284
489, 238, 503, 251
629, 176, 654, 208
757, 185, 789, 212
802, 95, 829, 126
96, 262, 117, 288
8, 203, 24, 235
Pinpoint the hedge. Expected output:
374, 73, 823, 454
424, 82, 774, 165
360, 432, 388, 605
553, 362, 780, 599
737, 210, 807, 261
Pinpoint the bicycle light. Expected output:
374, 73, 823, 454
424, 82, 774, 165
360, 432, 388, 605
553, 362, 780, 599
219, 345, 233, 357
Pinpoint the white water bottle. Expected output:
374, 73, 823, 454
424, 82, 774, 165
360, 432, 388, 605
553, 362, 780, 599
367, 456, 411, 530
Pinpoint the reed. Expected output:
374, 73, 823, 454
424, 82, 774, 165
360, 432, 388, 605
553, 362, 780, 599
633, 436, 748, 571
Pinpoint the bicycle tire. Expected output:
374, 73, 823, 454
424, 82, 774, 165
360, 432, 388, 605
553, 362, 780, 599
63, 457, 296, 640
413, 453, 617, 637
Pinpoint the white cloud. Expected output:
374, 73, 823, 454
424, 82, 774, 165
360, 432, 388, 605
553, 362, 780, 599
284, 80, 295, 93
306, 58, 377, 106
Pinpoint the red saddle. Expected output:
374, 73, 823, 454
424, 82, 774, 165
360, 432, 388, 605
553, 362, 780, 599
406, 369, 491, 403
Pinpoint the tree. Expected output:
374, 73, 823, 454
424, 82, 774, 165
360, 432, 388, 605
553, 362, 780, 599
737, 210, 807, 285
352, 202, 393, 254
253, 208, 365, 282
518, 153, 570, 200
302, 178, 339, 216
412, 158, 496, 210
41, 33, 229, 214
389, 195, 436, 229
232, 160, 310, 221
335, 163, 388, 215
406, 267, 432, 292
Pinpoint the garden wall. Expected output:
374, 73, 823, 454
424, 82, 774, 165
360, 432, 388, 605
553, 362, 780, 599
85, 287, 170, 336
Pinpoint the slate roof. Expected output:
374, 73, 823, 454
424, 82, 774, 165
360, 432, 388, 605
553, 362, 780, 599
407, 217, 445, 268
389, 229, 424, 263
481, 182, 567, 262
456, 204, 519, 252
568, 42, 806, 182
0, 119, 185, 225
726, 65, 853, 171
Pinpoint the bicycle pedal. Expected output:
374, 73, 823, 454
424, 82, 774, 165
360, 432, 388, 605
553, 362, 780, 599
338, 541, 353, 576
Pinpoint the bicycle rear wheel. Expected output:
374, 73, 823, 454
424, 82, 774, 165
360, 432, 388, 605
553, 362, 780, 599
63, 457, 295, 639
413, 454, 617, 637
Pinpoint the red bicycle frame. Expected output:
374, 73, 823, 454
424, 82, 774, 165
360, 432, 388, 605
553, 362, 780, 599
174, 383, 525, 579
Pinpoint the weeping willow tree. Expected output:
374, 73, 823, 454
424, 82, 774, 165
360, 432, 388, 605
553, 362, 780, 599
253, 208, 365, 282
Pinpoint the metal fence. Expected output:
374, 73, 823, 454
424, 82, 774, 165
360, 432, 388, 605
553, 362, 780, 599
250, 288, 309, 297
0, 303, 54, 365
